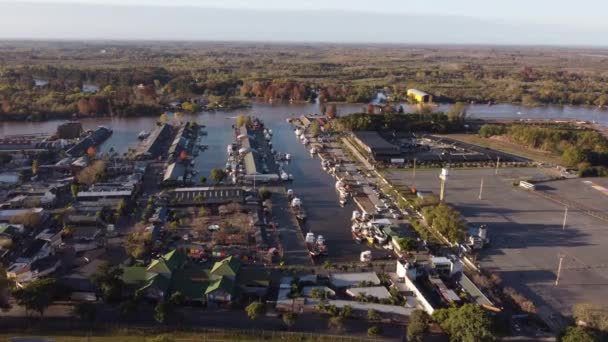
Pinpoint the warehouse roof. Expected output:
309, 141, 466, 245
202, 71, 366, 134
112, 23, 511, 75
352, 131, 399, 151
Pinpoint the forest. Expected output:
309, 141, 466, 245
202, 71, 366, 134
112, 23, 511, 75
479, 123, 608, 174
3, 42, 608, 120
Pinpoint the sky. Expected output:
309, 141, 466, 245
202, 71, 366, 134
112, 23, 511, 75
3, 0, 608, 45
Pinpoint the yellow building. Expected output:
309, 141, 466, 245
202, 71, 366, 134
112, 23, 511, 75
407, 89, 433, 104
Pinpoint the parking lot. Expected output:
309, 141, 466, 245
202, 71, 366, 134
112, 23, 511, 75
386, 167, 608, 323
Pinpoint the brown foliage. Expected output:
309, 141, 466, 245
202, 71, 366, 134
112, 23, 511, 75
76, 160, 106, 185
9, 212, 42, 229
504, 287, 537, 314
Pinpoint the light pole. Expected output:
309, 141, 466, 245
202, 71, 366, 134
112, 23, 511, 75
495, 156, 500, 175
562, 207, 568, 231
439, 168, 448, 202
555, 254, 565, 286
478, 177, 484, 200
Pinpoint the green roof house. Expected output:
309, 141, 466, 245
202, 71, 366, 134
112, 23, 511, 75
205, 276, 236, 303
210, 256, 242, 279
147, 249, 186, 277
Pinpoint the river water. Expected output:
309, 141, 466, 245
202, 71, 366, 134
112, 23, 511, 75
2, 101, 608, 261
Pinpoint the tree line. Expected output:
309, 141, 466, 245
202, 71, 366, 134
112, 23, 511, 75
479, 124, 608, 174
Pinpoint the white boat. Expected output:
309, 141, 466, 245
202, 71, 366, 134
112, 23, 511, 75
280, 171, 289, 181
295, 128, 303, 136
288, 174, 294, 181
137, 131, 150, 140
339, 198, 347, 206
305, 232, 316, 244
287, 189, 294, 199
285, 153, 291, 161
360, 250, 372, 262
291, 197, 302, 208
317, 235, 326, 246
352, 210, 361, 221
310, 147, 317, 155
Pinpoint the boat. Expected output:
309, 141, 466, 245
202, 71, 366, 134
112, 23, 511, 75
287, 189, 294, 200
335, 180, 349, 197
288, 174, 294, 181
360, 250, 372, 262
137, 131, 150, 140
285, 153, 291, 161
280, 170, 289, 181
339, 196, 347, 206
310, 147, 317, 155
351, 210, 361, 221
305, 232, 328, 257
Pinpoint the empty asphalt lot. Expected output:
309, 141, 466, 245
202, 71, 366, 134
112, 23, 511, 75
386, 167, 608, 322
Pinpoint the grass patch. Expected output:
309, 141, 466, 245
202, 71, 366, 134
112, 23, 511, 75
0, 328, 375, 342
441, 134, 561, 165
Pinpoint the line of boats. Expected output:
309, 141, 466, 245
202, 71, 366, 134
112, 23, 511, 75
286, 189, 327, 257
351, 210, 391, 248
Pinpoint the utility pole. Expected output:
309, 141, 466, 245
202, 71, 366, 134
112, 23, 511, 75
555, 254, 565, 286
439, 168, 448, 202
495, 156, 500, 175
562, 207, 568, 231
478, 177, 484, 200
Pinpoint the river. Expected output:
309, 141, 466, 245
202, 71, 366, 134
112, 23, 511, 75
2, 101, 608, 261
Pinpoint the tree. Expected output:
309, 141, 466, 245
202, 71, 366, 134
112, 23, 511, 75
169, 291, 185, 306
407, 309, 430, 342
308, 121, 321, 138
448, 102, 467, 122
259, 188, 272, 201
159, 113, 169, 124
245, 301, 265, 320
322, 260, 333, 271
9, 211, 42, 229
326, 104, 337, 119
562, 146, 588, 168
397, 237, 417, 252
433, 304, 496, 342
283, 312, 297, 330
77, 160, 106, 185
150, 335, 175, 342
210, 168, 226, 184
12, 278, 56, 317
561, 326, 596, 342
367, 309, 381, 321
31, 159, 39, 175
70, 183, 80, 198
368, 325, 382, 336
72, 302, 97, 324
154, 301, 170, 324
573, 303, 608, 332
236, 114, 251, 128
199, 176, 207, 184
90, 262, 124, 304
340, 305, 353, 319
328, 316, 344, 332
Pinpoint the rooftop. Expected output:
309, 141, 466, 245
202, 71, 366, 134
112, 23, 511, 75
346, 286, 392, 300
352, 131, 400, 153
329, 272, 381, 288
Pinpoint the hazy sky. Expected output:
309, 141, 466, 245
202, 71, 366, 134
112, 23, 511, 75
3, 0, 608, 45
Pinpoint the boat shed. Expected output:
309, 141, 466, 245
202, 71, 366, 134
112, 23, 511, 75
351, 131, 400, 161
407, 89, 433, 104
